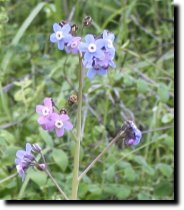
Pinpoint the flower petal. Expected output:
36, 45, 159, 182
98, 68, 107, 76
55, 128, 64, 137
38, 116, 47, 125
64, 121, 73, 130
16, 150, 25, 158
62, 24, 71, 34
84, 52, 93, 63
36, 105, 44, 115
26, 143, 32, 153
85, 34, 95, 43
78, 43, 87, 52
96, 39, 106, 49
43, 97, 52, 109
87, 69, 96, 79
60, 114, 70, 122
53, 23, 61, 32
50, 33, 57, 43
58, 40, 64, 50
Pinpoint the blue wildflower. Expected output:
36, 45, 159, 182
78, 34, 105, 65
15, 143, 35, 181
86, 52, 116, 79
50, 23, 72, 50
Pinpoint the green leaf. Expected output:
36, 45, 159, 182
154, 181, 173, 197
116, 185, 131, 199
51, 149, 68, 172
29, 170, 47, 186
39, 128, 53, 147
124, 167, 136, 182
88, 184, 102, 194
0, 130, 16, 144
137, 192, 151, 200
157, 84, 170, 103
136, 79, 149, 93
123, 73, 134, 86
161, 113, 174, 124
156, 163, 173, 177
78, 182, 89, 199
104, 166, 115, 181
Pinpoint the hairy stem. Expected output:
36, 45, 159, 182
40, 152, 69, 200
71, 54, 83, 200
45, 169, 69, 200
78, 129, 125, 181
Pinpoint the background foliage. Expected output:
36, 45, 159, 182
0, 0, 174, 200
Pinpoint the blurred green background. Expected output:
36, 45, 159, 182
0, 0, 174, 200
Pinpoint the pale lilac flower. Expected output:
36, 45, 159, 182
78, 34, 105, 65
15, 143, 34, 181
51, 113, 73, 137
50, 23, 72, 50
65, 36, 81, 54
36, 97, 54, 131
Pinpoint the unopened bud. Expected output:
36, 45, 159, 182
68, 94, 78, 105
59, 20, 67, 28
83, 16, 92, 27
32, 144, 42, 153
60, 108, 67, 114
36, 163, 47, 171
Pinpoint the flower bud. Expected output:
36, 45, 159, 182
32, 144, 42, 153
68, 94, 78, 105
83, 16, 92, 27
36, 163, 47, 171
60, 108, 67, 114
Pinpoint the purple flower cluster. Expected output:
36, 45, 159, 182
50, 22, 116, 79
15, 143, 46, 181
36, 97, 73, 137
15, 143, 35, 181
79, 31, 116, 79
50, 23, 81, 54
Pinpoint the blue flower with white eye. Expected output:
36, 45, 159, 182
102, 30, 115, 59
78, 34, 105, 65
50, 23, 72, 50
86, 52, 116, 79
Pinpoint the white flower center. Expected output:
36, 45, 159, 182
71, 41, 78, 48
107, 39, 113, 48
56, 31, 63, 40
88, 43, 96, 53
42, 107, 49, 116
55, 120, 63, 128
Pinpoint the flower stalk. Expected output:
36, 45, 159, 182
71, 54, 83, 200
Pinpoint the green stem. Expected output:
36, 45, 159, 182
45, 169, 69, 200
78, 129, 125, 181
71, 54, 83, 200
40, 152, 69, 200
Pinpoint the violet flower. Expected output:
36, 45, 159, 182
36, 97, 55, 131
51, 113, 73, 137
65, 36, 81, 54
124, 121, 142, 146
50, 23, 72, 50
15, 143, 34, 181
